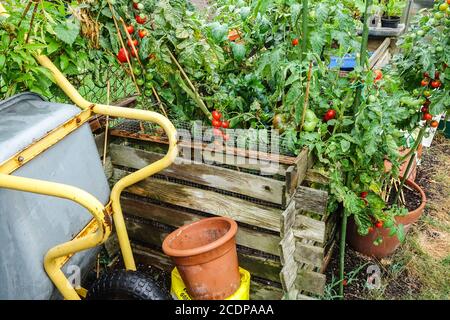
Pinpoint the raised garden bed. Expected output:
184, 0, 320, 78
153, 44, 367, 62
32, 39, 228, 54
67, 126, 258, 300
102, 126, 337, 300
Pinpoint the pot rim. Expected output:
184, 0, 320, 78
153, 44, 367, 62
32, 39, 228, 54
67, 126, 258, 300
381, 15, 401, 20
162, 217, 238, 258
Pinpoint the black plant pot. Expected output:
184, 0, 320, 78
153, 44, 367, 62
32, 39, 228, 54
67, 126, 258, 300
381, 16, 401, 28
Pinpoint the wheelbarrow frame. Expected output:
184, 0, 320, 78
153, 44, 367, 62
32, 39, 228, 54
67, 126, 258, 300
0, 4, 178, 300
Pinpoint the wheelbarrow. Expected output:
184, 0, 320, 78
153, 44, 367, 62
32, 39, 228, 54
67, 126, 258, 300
0, 4, 177, 300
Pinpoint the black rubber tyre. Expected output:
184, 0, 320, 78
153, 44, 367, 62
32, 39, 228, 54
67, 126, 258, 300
87, 270, 171, 300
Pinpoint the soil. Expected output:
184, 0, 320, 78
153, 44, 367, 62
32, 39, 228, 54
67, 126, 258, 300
387, 182, 422, 212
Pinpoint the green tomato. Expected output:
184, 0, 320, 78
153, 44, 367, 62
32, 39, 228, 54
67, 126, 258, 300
368, 95, 377, 103
417, 30, 425, 36
133, 67, 142, 76
305, 109, 318, 122
144, 89, 153, 96
436, 46, 443, 53
434, 12, 444, 20
303, 120, 317, 132
145, 73, 153, 81
136, 78, 144, 86
145, 81, 153, 89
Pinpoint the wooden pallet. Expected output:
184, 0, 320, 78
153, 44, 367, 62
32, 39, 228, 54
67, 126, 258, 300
107, 131, 336, 299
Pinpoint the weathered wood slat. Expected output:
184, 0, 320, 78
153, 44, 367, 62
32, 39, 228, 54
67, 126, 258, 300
114, 168, 282, 232
296, 270, 326, 296
369, 38, 391, 69
121, 196, 281, 256
126, 219, 281, 283
110, 129, 298, 165
110, 144, 285, 205
132, 244, 283, 300
280, 200, 296, 237
293, 215, 326, 244
294, 243, 324, 269
294, 186, 328, 215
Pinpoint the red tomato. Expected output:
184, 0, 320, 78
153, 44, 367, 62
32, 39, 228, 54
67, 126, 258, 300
431, 80, 441, 89
292, 38, 299, 46
130, 47, 138, 57
133, 2, 139, 10
222, 120, 230, 129
117, 48, 129, 63
422, 113, 433, 121
360, 191, 368, 198
430, 120, 439, 128
421, 79, 429, 87
434, 71, 440, 79
136, 15, 147, 25
138, 29, 147, 39
342, 279, 348, 286
126, 25, 135, 34
374, 69, 383, 81
423, 72, 430, 78
212, 110, 222, 120
375, 221, 383, 228
212, 119, 222, 128
127, 39, 138, 48
324, 109, 336, 121
421, 106, 428, 113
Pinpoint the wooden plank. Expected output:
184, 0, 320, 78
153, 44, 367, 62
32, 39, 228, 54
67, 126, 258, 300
294, 243, 324, 269
296, 269, 326, 296
285, 148, 309, 197
280, 200, 297, 237
126, 219, 282, 283
293, 215, 326, 244
132, 244, 282, 300
294, 186, 328, 215
279, 229, 296, 266
110, 129, 297, 165
121, 196, 281, 256
110, 144, 285, 205
114, 168, 282, 232
369, 38, 391, 69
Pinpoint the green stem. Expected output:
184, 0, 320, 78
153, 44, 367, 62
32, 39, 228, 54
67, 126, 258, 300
353, 0, 372, 112
300, 0, 309, 61
339, 208, 348, 299
393, 126, 426, 204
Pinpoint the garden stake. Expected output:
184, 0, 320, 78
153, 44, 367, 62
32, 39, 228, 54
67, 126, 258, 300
393, 126, 426, 204
340, 0, 371, 299
299, 61, 313, 132
167, 49, 211, 119
353, 0, 372, 112
107, 0, 140, 94
24, 1, 38, 44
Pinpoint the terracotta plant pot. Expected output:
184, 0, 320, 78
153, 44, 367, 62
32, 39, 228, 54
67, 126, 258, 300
162, 217, 240, 300
347, 179, 426, 258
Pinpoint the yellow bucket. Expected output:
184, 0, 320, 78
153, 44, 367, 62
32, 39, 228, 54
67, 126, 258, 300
171, 267, 251, 300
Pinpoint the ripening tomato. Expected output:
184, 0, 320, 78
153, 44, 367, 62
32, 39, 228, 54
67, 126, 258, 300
126, 25, 135, 34
430, 120, 439, 128
421, 106, 428, 113
130, 47, 138, 58
138, 29, 147, 39
368, 227, 374, 233
127, 39, 138, 48
421, 79, 429, 87
212, 119, 222, 128
360, 191, 368, 198
431, 80, 441, 89
423, 72, 430, 78
423, 90, 431, 97
117, 48, 129, 63
136, 15, 147, 24
375, 221, 383, 228
212, 110, 222, 120
434, 71, 440, 79
222, 120, 230, 129
374, 69, 383, 81
292, 38, 299, 46
423, 113, 433, 121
